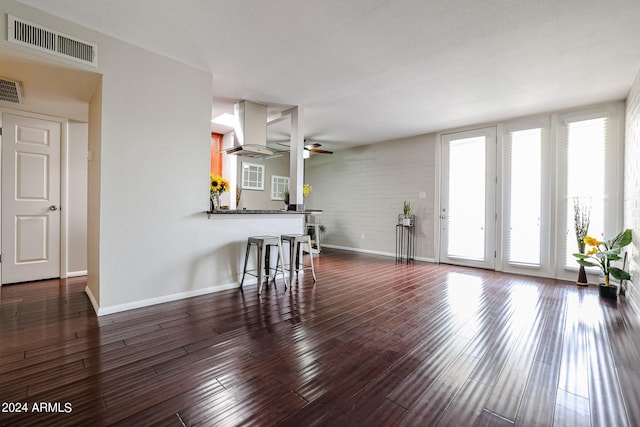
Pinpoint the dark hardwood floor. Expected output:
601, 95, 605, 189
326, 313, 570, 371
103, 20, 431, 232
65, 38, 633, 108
1, 249, 639, 426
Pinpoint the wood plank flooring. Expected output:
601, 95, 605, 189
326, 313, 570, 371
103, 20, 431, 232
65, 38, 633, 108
1, 249, 639, 426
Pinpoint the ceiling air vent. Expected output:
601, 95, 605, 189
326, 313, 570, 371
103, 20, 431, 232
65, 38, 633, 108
7, 14, 98, 67
0, 77, 23, 104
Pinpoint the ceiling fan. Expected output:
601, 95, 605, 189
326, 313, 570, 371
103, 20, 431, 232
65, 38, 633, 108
274, 139, 334, 155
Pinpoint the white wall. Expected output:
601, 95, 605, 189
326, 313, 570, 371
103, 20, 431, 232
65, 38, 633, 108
3, 1, 276, 314
236, 154, 291, 210
0, 50, 98, 122
67, 120, 88, 275
87, 80, 102, 304
305, 134, 437, 260
624, 67, 640, 317
89, 25, 214, 309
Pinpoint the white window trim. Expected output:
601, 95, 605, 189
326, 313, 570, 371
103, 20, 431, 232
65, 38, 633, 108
554, 103, 624, 282
241, 162, 265, 190
271, 175, 289, 200
436, 101, 625, 282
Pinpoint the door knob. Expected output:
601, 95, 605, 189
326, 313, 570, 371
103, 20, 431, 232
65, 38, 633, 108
440, 215, 446, 219
49, 205, 58, 211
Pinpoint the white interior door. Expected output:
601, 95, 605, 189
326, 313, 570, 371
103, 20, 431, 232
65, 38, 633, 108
1, 113, 61, 284
440, 127, 496, 269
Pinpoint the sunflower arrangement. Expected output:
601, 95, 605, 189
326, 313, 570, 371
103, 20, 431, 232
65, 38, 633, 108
210, 174, 229, 196
210, 174, 229, 210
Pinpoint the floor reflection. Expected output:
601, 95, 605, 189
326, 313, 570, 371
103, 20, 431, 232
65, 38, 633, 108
445, 272, 483, 317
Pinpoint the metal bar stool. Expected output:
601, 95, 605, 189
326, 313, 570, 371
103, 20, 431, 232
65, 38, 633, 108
280, 234, 317, 285
240, 236, 288, 294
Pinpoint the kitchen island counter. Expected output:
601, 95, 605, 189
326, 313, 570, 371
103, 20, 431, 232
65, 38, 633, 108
206, 209, 321, 218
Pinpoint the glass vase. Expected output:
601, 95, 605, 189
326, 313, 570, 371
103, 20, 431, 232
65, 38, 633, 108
210, 194, 220, 211
576, 241, 588, 286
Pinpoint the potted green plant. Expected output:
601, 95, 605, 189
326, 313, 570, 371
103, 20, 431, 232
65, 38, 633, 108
402, 200, 412, 226
573, 229, 632, 299
307, 224, 326, 241
283, 184, 311, 210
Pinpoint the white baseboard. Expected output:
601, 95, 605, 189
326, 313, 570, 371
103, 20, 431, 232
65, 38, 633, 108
88, 282, 240, 316
321, 244, 436, 263
84, 246, 434, 317
84, 285, 99, 315
67, 270, 88, 278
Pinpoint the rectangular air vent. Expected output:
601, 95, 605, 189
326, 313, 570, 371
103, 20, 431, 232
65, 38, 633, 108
0, 77, 23, 103
7, 14, 97, 67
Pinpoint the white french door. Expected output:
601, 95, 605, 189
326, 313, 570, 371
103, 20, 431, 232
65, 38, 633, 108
1, 113, 61, 284
501, 118, 551, 277
438, 104, 621, 280
440, 127, 496, 269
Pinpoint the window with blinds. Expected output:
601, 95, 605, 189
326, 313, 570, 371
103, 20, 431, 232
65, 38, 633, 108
438, 103, 620, 280
446, 136, 487, 260
507, 128, 542, 266
564, 117, 607, 268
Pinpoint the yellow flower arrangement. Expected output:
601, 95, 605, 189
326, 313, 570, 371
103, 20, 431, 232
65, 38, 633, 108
210, 174, 229, 211
303, 183, 312, 198
210, 174, 229, 197
573, 229, 632, 287
583, 236, 601, 247
284, 184, 312, 205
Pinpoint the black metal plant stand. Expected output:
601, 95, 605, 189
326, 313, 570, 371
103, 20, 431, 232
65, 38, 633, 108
396, 214, 416, 263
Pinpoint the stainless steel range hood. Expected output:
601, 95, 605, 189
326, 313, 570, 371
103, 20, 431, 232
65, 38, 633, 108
224, 100, 275, 159
224, 144, 274, 158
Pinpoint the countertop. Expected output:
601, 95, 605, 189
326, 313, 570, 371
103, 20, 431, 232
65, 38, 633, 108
208, 209, 305, 214
206, 209, 322, 218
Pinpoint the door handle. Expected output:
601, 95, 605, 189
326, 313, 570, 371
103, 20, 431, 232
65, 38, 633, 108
440, 215, 446, 219
49, 205, 58, 211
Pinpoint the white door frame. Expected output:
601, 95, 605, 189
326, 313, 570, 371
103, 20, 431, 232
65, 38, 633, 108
497, 116, 553, 278
438, 126, 497, 270
0, 108, 69, 285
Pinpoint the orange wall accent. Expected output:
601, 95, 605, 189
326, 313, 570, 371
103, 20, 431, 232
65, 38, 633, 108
210, 132, 223, 175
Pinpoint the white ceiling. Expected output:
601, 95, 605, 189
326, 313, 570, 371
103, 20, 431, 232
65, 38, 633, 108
17, 0, 640, 151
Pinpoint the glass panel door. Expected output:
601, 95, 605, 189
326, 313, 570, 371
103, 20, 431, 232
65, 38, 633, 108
507, 128, 542, 265
440, 127, 496, 269
564, 118, 606, 267
553, 105, 622, 281
501, 119, 552, 278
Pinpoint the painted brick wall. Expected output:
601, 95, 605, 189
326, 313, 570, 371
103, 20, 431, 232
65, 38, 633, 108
625, 67, 640, 317
305, 134, 437, 260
